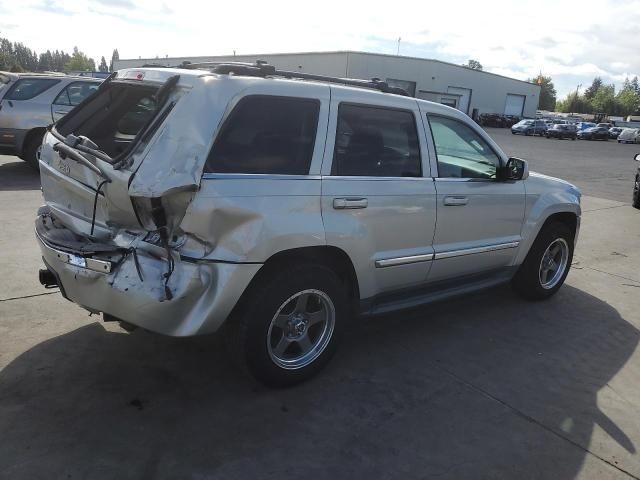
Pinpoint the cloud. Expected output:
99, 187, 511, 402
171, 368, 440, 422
3, 0, 639, 97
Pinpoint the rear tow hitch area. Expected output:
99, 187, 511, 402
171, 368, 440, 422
38, 268, 58, 288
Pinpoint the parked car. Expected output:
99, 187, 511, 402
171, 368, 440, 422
609, 127, 624, 139
0, 72, 102, 168
35, 64, 581, 386
545, 124, 577, 140
633, 153, 640, 209
511, 119, 547, 136
577, 127, 610, 140
618, 128, 640, 144
576, 122, 596, 131
596, 122, 613, 129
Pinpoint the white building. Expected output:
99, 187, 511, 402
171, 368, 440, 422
114, 51, 540, 118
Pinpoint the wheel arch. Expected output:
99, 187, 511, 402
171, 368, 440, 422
20, 126, 47, 157
227, 245, 361, 325
515, 200, 581, 267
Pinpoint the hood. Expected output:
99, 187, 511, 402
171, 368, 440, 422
528, 171, 580, 194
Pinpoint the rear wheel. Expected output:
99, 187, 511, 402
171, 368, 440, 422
512, 222, 574, 300
226, 263, 348, 387
23, 131, 44, 170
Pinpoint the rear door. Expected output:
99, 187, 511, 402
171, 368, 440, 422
321, 88, 437, 301
422, 111, 525, 283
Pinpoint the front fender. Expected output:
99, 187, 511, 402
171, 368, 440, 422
515, 176, 581, 265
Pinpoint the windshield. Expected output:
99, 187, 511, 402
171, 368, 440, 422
55, 81, 159, 158
518, 120, 534, 126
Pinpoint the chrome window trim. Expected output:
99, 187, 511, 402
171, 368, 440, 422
202, 173, 322, 181
375, 253, 434, 268
325, 175, 432, 182
434, 177, 495, 183
434, 241, 520, 260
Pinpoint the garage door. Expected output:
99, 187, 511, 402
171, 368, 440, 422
447, 87, 471, 114
504, 94, 525, 116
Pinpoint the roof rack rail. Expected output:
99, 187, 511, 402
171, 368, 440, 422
179, 60, 409, 96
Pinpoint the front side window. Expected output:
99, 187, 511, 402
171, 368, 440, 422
205, 95, 320, 175
332, 103, 421, 177
53, 81, 100, 106
5, 78, 60, 101
428, 115, 501, 179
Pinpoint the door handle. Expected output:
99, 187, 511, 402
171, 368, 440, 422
54, 110, 68, 115
333, 197, 368, 209
443, 196, 468, 206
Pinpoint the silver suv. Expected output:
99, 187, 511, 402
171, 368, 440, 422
35, 64, 581, 386
0, 72, 102, 167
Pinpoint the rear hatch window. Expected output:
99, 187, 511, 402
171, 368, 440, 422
55, 81, 160, 159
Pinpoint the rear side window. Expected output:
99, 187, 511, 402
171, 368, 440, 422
5, 78, 60, 101
205, 95, 320, 175
332, 104, 421, 177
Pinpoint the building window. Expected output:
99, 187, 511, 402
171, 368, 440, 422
440, 97, 457, 108
386, 78, 416, 97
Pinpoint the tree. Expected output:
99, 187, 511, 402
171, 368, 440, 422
591, 84, 616, 113
98, 56, 108, 72
528, 74, 556, 111
462, 59, 483, 71
109, 48, 119, 71
64, 46, 95, 72
584, 77, 603, 100
616, 79, 640, 116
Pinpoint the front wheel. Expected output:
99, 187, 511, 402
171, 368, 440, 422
512, 222, 574, 300
226, 263, 348, 387
633, 174, 640, 209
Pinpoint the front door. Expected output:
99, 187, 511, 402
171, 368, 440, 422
321, 89, 437, 301
423, 113, 525, 282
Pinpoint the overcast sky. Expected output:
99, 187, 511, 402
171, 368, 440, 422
1, 0, 639, 98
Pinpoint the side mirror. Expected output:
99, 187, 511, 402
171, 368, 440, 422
499, 157, 529, 181
634, 153, 640, 162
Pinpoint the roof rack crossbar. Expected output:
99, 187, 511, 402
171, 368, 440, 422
179, 61, 409, 96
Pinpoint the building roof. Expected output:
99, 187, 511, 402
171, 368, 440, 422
118, 50, 538, 87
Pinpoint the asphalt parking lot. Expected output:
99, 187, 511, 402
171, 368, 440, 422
0, 131, 639, 479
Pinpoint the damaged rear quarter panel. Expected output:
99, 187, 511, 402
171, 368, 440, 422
128, 76, 244, 198
178, 176, 326, 262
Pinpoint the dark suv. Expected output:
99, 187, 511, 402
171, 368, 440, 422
545, 124, 577, 140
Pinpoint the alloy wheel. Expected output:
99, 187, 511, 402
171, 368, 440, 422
267, 289, 335, 370
539, 238, 570, 289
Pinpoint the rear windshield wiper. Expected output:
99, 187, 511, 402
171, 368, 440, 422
63, 134, 113, 164
53, 142, 112, 182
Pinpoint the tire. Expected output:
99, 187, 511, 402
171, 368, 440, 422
633, 174, 640, 209
23, 132, 44, 170
226, 263, 348, 387
512, 222, 574, 301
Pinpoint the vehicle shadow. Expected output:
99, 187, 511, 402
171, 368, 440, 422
0, 285, 637, 479
0, 159, 40, 191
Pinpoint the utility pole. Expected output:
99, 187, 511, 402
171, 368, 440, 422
397, 37, 401, 56
571, 83, 581, 114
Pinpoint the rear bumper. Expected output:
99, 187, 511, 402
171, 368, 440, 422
35, 214, 261, 336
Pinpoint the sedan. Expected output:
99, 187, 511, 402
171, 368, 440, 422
618, 128, 640, 144
577, 127, 610, 140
